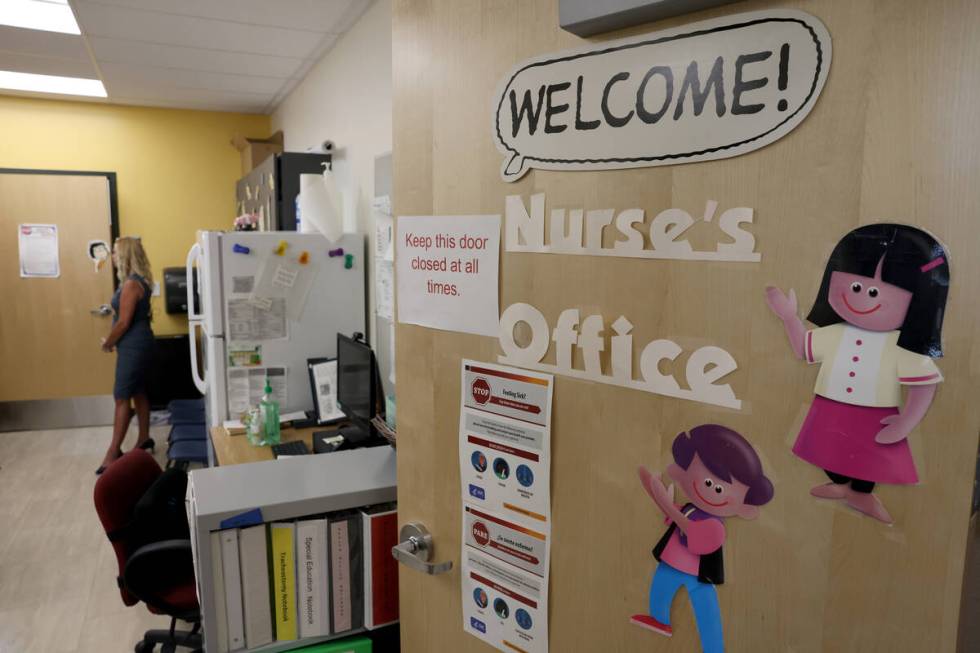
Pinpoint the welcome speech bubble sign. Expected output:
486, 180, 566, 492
492, 10, 831, 182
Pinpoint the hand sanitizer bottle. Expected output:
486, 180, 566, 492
260, 377, 280, 445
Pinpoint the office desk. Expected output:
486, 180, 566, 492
209, 422, 345, 466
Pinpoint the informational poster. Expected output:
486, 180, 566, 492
463, 548, 549, 653
18, 224, 60, 278
460, 360, 552, 653
227, 366, 286, 417
396, 215, 500, 337
227, 298, 287, 341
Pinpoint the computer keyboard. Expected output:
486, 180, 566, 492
271, 440, 310, 457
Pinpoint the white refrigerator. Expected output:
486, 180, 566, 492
185, 231, 365, 427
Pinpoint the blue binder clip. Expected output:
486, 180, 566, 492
232, 243, 250, 255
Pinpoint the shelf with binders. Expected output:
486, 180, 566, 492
187, 446, 397, 653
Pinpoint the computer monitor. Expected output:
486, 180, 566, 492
336, 333, 379, 445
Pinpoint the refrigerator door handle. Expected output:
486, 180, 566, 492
186, 242, 203, 321
188, 321, 207, 394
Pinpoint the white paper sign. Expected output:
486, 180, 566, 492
492, 10, 831, 181
19, 224, 60, 278
396, 215, 501, 337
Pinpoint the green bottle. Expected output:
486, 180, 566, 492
260, 376, 280, 445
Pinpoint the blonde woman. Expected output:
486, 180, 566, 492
97, 237, 155, 474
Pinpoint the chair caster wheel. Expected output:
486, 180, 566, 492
135, 640, 155, 653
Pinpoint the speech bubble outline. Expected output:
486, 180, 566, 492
492, 10, 832, 182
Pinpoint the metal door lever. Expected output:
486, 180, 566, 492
90, 304, 112, 316
391, 522, 453, 575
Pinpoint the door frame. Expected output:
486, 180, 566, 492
0, 168, 122, 431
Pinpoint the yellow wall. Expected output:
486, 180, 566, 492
0, 95, 270, 335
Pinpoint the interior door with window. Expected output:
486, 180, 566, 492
0, 171, 116, 404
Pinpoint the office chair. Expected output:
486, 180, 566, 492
94, 449, 203, 653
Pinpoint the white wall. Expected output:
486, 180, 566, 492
272, 0, 392, 343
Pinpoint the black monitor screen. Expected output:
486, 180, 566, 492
337, 334, 374, 424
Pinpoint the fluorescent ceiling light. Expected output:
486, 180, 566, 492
0, 70, 106, 97
0, 0, 81, 35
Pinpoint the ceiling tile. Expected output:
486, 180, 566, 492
72, 1, 326, 58
0, 25, 89, 60
109, 95, 268, 113
89, 37, 302, 78
99, 61, 287, 94
76, 0, 366, 33
102, 81, 270, 108
0, 51, 98, 78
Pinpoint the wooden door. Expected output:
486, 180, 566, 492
0, 172, 116, 401
393, 1, 980, 652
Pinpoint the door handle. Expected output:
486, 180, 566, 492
90, 304, 112, 316
391, 522, 453, 575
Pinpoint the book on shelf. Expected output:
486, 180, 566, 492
328, 510, 364, 634
280, 635, 373, 652
239, 524, 274, 648
270, 521, 299, 641
361, 503, 399, 629
296, 518, 331, 638
209, 532, 230, 653
220, 529, 246, 651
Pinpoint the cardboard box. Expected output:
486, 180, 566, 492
231, 131, 284, 175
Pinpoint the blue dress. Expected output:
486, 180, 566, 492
111, 274, 154, 400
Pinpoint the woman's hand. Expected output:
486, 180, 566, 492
765, 286, 798, 321
101, 337, 114, 353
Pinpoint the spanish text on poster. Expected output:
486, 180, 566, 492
397, 215, 500, 337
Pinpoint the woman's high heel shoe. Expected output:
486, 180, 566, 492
136, 437, 156, 454
95, 448, 124, 476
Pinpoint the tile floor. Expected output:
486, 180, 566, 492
0, 425, 179, 653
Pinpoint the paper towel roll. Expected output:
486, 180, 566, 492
298, 173, 343, 241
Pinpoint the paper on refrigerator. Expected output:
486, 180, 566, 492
251, 252, 319, 321
227, 366, 287, 417
227, 298, 287, 341
459, 360, 552, 653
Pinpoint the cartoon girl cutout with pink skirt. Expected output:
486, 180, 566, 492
766, 224, 950, 523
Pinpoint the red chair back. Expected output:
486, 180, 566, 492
93, 449, 163, 606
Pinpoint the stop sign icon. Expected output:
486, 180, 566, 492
471, 378, 491, 404
472, 521, 490, 546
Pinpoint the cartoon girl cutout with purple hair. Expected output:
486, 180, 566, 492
766, 224, 950, 523
631, 424, 774, 653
